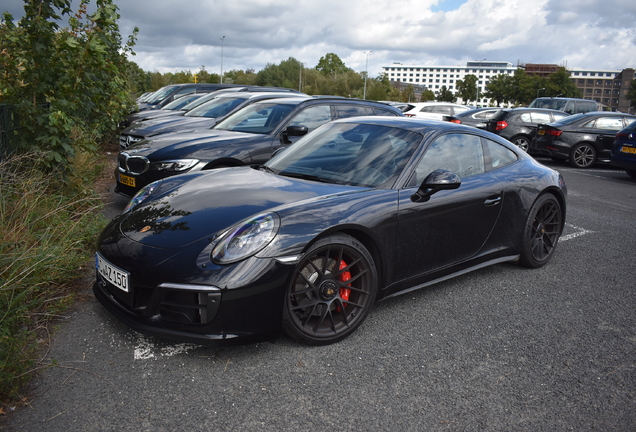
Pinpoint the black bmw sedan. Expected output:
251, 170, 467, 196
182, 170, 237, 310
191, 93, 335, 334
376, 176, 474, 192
115, 97, 403, 196
530, 111, 636, 168
95, 117, 567, 346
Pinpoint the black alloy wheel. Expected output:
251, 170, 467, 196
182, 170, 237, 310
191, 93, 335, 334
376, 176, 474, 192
512, 135, 530, 152
519, 194, 563, 268
282, 234, 377, 345
569, 143, 596, 168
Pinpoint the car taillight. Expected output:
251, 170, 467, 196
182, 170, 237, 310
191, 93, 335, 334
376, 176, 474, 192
404, 113, 416, 117
615, 133, 628, 139
495, 121, 508, 131
546, 130, 562, 137
449, 119, 461, 124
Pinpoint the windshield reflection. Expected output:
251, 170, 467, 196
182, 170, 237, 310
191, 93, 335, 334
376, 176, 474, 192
267, 122, 422, 187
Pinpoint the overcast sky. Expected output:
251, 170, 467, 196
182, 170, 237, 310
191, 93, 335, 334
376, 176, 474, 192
2, 0, 635, 76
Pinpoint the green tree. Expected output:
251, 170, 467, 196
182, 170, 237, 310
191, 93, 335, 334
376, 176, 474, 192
257, 57, 303, 89
315, 53, 350, 76
456, 74, 478, 104
0, 0, 137, 171
436, 85, 456, 102
420, 88, 436, 101
546, 67, 581, 98
484, 74, 513, 106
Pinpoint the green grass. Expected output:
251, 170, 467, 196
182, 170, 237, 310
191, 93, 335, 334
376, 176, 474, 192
0, 151, 108, 401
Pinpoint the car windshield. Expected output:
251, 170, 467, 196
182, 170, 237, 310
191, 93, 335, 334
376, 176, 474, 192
265, 122, 422, 187
184, 97, 246, 118
161, 94, 202, 110
529, 99, 567, 110
214, 102, 296, 134
144, 86, 176, 105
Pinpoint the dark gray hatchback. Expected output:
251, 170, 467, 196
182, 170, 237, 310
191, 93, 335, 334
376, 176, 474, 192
486, 108, 570, 152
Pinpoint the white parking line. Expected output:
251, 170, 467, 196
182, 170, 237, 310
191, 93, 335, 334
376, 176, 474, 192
560, 223, 595, 242
133, 335, 199, 360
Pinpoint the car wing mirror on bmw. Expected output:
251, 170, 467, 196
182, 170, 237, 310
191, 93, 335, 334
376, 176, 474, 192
282, 125, 309, 144
411, 169, 461, 203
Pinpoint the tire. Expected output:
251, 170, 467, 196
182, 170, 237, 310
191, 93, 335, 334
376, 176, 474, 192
626, 169, 636, 179
519, 194, 563, 268
512, 135, 530, 152
282, 234, 377, 345
569, 143, 596, 168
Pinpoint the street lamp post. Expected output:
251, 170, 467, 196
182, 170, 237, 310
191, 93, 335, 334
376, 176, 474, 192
537, 88, 545, 98
220, 36, 225, 84
363, 51, 372, 100
476, 58, 486, 106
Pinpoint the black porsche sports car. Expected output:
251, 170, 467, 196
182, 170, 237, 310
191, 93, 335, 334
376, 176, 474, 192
95, 117, 567, 346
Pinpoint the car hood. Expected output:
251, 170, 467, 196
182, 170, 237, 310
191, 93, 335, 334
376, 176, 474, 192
119, 167, 363, 249
125, 116, 215, 136
123, 130, 269, 161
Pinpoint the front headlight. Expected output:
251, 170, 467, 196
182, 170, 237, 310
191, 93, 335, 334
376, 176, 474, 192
211, 213, 280, 264
123, 180, 162, 214
151, 159, 199, 172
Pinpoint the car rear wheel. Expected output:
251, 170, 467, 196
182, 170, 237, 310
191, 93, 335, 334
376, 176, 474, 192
512, 135, 530, 152
569, 143, 596, 168
519, 194, 563, 268
282, 234, 377, 345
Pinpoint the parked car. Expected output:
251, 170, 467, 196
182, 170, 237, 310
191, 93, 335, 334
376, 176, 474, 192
485, 108, 570, 152
96, 116, 567, 346
115, 97, 403, 196
403, 102, 470, 121
136, 83, 241, 112
446, 107, 502, 129
528, 97, 599, 114
610, 120, 636, 178
119, 92, 310, 149
530, 112, 636, 168
125, 86, 305, 127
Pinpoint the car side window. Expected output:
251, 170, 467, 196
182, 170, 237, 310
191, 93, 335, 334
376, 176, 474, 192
411, 133, 485, 186
431, 106, 452, 114
552, 113, 569, 121
288, 105, 333, 132
530, 112, 552, 124
483, 138, 518, 171
336, 105, 367, 119
594, 117, 625, 130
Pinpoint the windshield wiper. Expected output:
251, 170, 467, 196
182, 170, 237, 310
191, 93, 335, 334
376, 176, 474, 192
255, 164, 277, 174
279, 171, 337, 184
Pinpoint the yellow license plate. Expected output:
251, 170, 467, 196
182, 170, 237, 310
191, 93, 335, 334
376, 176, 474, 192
538, 130, 546, 135
118, 173, 136, 187
620, 146, 636, 154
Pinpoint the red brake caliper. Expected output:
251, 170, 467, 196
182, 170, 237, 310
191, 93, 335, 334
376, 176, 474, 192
337, 260, 351, 311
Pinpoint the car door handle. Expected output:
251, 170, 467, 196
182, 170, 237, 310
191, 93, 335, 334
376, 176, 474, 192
484, 196, 502, 206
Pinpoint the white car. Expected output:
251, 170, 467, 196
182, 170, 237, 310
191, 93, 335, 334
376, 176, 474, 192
403, 102, 470, 121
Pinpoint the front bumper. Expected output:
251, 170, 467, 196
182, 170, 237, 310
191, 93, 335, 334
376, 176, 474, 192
94, 245, 294, 346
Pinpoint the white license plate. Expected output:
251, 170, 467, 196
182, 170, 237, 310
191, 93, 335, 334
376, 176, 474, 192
96, 253, 130, 292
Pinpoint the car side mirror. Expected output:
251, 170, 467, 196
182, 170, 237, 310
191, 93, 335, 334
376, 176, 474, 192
410, 169, 461, 203
282, 125, 309, 144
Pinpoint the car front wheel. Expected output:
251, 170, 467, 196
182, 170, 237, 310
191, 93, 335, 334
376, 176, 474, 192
519, 194, 563, 268
282, 234, 377, 345
569, 143, 596, 168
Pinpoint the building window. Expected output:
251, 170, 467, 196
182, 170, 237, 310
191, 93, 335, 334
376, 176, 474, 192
578, 79, 585, 84
416, 79, 419, 82
582, 72, 588, 76
586, 89, 592, 94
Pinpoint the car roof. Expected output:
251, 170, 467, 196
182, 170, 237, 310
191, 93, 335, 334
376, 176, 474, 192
501, 108, 570, 114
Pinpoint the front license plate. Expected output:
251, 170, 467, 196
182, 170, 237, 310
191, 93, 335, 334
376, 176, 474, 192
96, 253, 130, 292
538, 130, 546, 135
118, 173, 136, 187
620, 146, 636, 154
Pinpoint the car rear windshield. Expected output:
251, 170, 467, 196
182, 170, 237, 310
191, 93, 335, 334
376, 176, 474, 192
185, 96, 246, 118
548, 113, 586, 126
144, 86, 177, 105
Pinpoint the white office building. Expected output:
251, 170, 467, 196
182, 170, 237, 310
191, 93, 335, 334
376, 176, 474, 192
382, 61, 517, 105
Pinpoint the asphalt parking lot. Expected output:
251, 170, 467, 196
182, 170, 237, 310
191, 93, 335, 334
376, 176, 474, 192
6, 158, 636, 431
